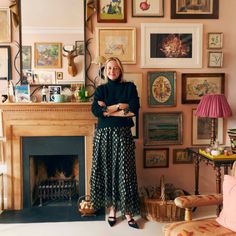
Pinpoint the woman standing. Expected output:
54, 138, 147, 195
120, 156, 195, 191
90, 57, 140, 229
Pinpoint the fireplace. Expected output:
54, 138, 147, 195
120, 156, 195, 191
0, 103, 96, 210
22, 136, 85, 208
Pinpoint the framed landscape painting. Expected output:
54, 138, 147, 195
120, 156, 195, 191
148, 71, 176, 107
141, 23, 203, 68
97, 0, 127, 23
173, 149, 193, 164
171, 0, 219, 19
182, 73, 225, 104
34, 42, 62, 69
143, 112, 183, 146
96, 27, 136, 64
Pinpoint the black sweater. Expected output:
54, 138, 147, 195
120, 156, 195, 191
91, 79, 140, 129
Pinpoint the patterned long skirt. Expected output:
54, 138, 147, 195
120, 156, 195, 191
90, 126, 140, 216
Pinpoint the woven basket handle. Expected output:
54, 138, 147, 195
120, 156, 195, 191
160, 175, 166, 202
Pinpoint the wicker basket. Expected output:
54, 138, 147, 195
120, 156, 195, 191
77, 195, 96, 216
140, 176, 185, 222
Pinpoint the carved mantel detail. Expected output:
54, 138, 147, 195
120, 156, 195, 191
0, 103, 96, 210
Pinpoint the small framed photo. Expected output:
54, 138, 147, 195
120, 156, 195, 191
143, 112, 183, 146
22, 46, 32, 70
132, 0, 164, 17
15, 85, 30, 103
173, 149, 193, 164
208, 51, 223, 68
208, 32, 223, 49
181, 73, 225, 104
148, 71, 176, 107
48, 85, 62, 102
144, 148, 169, 168
131, 116, 139, 139
56, 72, 63, 80
192, 109, 223, 145
34, 42, 62, 69
96, 27, 136, 64
0, 8, 11, 43
97, 0, 127, 23
75, 41, 84, 55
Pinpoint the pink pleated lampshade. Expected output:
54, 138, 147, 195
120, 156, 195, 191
195, 94, 232, 118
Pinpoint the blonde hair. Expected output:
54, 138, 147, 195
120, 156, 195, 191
104, 57, 125, 83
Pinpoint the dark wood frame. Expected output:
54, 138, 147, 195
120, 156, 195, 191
173, 149, 193, 164
182, 73, 225, 104
171, 0, 219, 19
97, 0, 127, 23
0, 46, 12, 81
132, 0, 164, 17
143, 112, 183, 146
143, 148, 169, 168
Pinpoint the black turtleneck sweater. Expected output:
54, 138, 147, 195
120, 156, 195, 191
91, 79, 140, 129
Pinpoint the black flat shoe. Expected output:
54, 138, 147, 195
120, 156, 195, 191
108, 216, 116, 227
128, 219, 139, 229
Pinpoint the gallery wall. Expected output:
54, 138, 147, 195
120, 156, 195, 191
87, 0, 236, 193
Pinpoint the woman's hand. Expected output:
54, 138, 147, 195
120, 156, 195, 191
117, 103, 129, 110
98, 101, 106, 107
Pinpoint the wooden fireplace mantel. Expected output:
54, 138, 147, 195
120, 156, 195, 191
0, 102, 97, 210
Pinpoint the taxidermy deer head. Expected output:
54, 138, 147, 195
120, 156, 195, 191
63, 47, 78, 77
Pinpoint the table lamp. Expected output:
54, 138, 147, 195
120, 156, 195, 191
195, 94, 232, 146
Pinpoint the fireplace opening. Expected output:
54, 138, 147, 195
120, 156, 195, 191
23, 136, 85, 209
30, 155, 79, 207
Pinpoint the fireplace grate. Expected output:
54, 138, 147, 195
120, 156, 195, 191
37, 179, 77, 206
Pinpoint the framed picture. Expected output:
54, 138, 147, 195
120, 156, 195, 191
182, 73, 225, 104
96, 27, 136, 64
15, 85, 30, 103
143, 112, 183, 146
75, 41, 84, 55
32, 71, 56, 85
132, 0, 164, 17
141, 23, 203, 68
143, 148, 169, 168
192, 109, 223, 145
173, 149, 193, 164
34, 42, 62, 68
123, 72, 143, 105
208, 32, 223, 49
208, 51, 223, 68
0, 8, 11, 43
148, 71, 176, 107
171, 0, 219, 19
131, 116, 139, 139
0, 46, 12, 81
22, 46, 32, 70
48, 86, 62, 102
56, 72, 63, 80
97, 0, 127, 23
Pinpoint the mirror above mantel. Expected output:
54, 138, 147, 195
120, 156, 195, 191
20, 0, 85, 85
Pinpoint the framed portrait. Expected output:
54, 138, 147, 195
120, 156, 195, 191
0, 8, 11, 43
96, 27, 136, 64
0, 46, 12, 81
75, 41, 84, 55
171, 0, 219, 19
143, 112, 183, 146
148, 71, 176, 107
34, 42, 62, 68
22, 46, 32, 70
208, 32, 223, 49
97, 0, 127, 23
48, 86, 62, 102
141, 23, 203, 68
192, 109, 223, 145
208, 51, 223, 68
132, 0, 164, 17
143, 148, 169, 168
56, 72, 63, 80
173, 149, 193, 164
182, 73, 225, 104
123, 72, 143, 105
32, 71, 56, 85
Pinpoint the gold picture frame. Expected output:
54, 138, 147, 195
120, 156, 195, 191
208, 32, 223, 49
34, 42, 62, 69
96, 27, 136, 64
173, 149, 193, 164
0, 8, 11, 43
